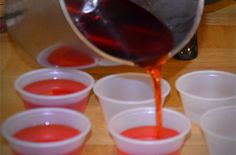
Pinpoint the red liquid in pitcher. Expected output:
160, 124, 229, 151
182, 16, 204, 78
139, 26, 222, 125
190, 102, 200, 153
23, 79, 88, 111
65, 0, 174, 141
65, 0, 174, 64
118, 126, 181, 155
12, 124, 81, 155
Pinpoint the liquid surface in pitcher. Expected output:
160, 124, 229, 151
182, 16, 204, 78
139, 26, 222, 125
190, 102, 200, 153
65, 0, 174, 65
65, 0, 174, 138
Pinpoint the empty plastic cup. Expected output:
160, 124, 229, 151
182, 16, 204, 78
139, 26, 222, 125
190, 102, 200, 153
175, 70, 236, 124
200, 106, 236, 155
93, 73, 170, 123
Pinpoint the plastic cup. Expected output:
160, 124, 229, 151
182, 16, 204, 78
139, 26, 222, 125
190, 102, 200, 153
175, 70, 236, 124
15, 68, 95, 112
1, 108, 91, 155
36, 44, 99, 69
93, 73, 170, 123
108, 107, 191, 155
200, 106, 236, 155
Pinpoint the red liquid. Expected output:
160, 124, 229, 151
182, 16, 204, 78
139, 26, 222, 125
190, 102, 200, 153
146, 65, 163, 138
47, 46, 95, 67
23, 79, 88, 112
121, 126, 179, 140
13, 124, 82, 155
65, 0, 174, 144
12, 148, 82, 155
118, 126, 181, 155
65, 0, 174, 64
14, 124, 80, 142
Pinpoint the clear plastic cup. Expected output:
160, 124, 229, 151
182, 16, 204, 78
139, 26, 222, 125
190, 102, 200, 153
93, 73, 170, 123
15, 68, 95, 112
1, 108, 91, 155
200, 106, 236, 155
175, 70, 236, 124
108, 107, 191, 155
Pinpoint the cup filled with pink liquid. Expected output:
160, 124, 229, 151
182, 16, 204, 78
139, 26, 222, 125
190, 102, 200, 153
36, 44, 99, 69
1, 108, 91, 155
14, 68, 95, 112
93, 73, 170, 123
108, 107, 191, 155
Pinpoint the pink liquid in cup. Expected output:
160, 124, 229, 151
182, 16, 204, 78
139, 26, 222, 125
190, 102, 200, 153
22, 79, 88, 112
12, 148, 82, 155
118, 126, 181, 155
47, 46, 95, 67
12, 124, 82, 155
108, 108, 191, 155
1, 108, 91, 155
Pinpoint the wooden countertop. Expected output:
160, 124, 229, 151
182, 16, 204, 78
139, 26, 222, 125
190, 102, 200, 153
1, 1, 236, 154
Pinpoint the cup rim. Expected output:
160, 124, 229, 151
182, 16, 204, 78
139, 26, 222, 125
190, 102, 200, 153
14, 68, 95, 100
93, 73, 170, 105
1, 108, 91, 148
108, 107, 191, 145
199, 105, 236, 142
175, 70, 236, 101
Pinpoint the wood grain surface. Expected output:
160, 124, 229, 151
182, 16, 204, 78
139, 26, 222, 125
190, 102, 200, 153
1, 0, 236, 155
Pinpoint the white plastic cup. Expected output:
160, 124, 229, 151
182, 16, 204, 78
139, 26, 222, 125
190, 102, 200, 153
108, 107, 191, 155
200, 106, 236, 155
175, 70, 236, 124
15, 68, 95, 112
93, 73, 170, 123
1, 108, 91, 155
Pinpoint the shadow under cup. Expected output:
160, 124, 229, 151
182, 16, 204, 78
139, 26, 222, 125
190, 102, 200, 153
14, 68, 95, 112
93, 73, 170, 123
